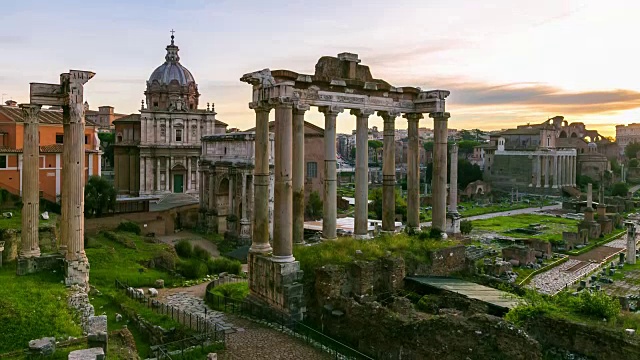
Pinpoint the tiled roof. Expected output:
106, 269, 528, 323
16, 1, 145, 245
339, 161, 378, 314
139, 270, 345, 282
0, 144, 98, 154
0, 147, 20, 153
40, 144, 63, 153
0, 106, 99, 126
113, 114, 141, 123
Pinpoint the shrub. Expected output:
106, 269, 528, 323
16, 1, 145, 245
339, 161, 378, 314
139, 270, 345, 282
417, 231, 429, 241
151, 250, 178, 270
175, 240, 193, 258
416, 295, 439, 314
193, 245, 210, 261
116, 221, 141, 235
460, 220, 473, 234
210, 282, 249, 301
179, 259, 208, 279
429, 227, 443, 239
570, 291, 621, 320
206, 257, 242, 275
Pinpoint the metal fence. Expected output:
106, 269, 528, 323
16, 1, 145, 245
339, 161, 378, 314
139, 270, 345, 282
115, 279, 226, 344
205, 281, 374, 360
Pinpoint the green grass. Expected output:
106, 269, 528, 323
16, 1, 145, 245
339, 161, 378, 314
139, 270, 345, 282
471, 214, 578, 243
0, 209, 57, 230
210, 282, 249, 301
0, 263, 83, 353
293, 233, 458, 280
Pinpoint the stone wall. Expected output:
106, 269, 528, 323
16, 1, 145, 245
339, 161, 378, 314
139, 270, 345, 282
408, 245, 467, 276
17, 253, 63, 275
0, 225, 58, 264
247, 254, 305, 321
524, 316, 640, 360
68, 285, 95, 333
85, 204, 198, 236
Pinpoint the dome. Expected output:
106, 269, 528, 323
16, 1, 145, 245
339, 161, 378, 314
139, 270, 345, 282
148, 34, 196, 86
588, 142, 597, 149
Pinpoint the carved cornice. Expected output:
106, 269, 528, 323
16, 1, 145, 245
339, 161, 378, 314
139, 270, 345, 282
19, 104, 41, 124
269, 97, 294, 108
293, 103, 311, 114
318, 105, 344, 116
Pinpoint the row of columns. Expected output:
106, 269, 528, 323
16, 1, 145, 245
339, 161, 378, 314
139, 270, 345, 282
249, 97, 451, 260
149, 156, 198, 193
532, 153, 576, 188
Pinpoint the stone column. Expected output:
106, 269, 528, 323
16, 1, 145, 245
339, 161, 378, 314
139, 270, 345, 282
19, 104, 41, 258
627, 222, 636, 265
449, 143, 459, 213
352, 109, 374, 239
320, 106, 343, 240
380, 111, 397, 232
542, 155, 549, 187
587, 183, 593, 208
156, 158, 161, 191
273, 98, 294, 261
535, 155, 542, 187
187, 157, 191, 191
572, 155, 577, 186
239, 171, 251, 243
166, 157, 171, 191
292, 104, 309, 244
553, 155, 559, 188
430, 112, 450, 232
250, 102, 273, 254
229, 169, 235, 215
405, 113, 423, 231
208, 171, 215, 210
61, 70, 94, 286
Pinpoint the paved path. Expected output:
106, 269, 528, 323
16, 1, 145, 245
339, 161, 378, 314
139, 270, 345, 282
219, 316, 330, 360
630, 184, 640, 194
163, 292, 236, 333
420, 204, 562, 227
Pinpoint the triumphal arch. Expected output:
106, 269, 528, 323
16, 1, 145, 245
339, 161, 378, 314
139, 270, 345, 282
241, 53, 451, 319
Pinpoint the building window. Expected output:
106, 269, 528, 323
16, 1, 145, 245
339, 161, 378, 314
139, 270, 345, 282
0, 155, 6, 168
176, 129, 183, 142
306, 162, 318, 178
547, 136, 551, 147
55, 134, 64, 144
153, 102, 159, 108
84, 135, 88, 145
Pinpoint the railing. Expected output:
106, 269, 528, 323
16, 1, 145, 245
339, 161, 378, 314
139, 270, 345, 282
205, 281, 374, 360
115, 279, 226, 344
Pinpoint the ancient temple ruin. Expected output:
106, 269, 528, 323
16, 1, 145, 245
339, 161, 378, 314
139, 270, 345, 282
17, 70, 94, 286
241, 53, 451, 319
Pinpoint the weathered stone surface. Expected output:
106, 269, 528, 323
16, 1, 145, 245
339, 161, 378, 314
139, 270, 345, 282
148, 288, 158, 297
87, 315, 107, 334
207, 353, 218, 360
68, 347, 105, 360
154, 279, 165, 288
28, 337, 55, 356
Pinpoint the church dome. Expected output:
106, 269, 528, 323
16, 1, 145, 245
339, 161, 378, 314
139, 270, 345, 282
148, 34, 196, 86
588, 142, 597, 149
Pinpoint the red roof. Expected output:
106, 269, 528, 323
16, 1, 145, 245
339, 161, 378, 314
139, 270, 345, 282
0, 105, 99, 126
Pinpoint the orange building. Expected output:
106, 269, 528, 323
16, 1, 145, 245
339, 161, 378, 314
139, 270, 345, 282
0, 101, 101, 202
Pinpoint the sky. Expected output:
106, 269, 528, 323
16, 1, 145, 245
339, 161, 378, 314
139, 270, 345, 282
2, 0, 640, 138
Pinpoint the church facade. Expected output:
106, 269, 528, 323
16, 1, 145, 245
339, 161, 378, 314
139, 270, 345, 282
114, 34, 226, 197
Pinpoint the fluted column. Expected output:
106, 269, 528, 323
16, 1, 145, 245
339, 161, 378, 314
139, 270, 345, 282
553, 154, 559, 188
250, 102, 273, 254
543, 155, 549, 187
61, 71, 94, 268
292, 104, 309, 244
449, 143, 459, 213
273, 98, 294, 261
19, 104, 41, 258
187, 157, 191, 191
380, 111, 398, 232
405, 113, 423, 231
430, 112, 450, 232
352, 108, 374, 239
535, 155, 542, 187
156, 158, 161, 191
320, 106, 343, 240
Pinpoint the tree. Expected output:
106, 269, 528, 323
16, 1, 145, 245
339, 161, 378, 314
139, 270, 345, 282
611, 182, 629, 197
370, 188, 407, 221
98, 132, 115, 167
625, 141, 640, 159
457, 140, 481, 159
305, 191, 323, 219
630, 158, 639, 168
457, 160, 483, 189
350, 147, 356, 160
84, 176, 116, 217
423, 141, 434, 153
610, 157, 621, 173
368, 140, 383, 164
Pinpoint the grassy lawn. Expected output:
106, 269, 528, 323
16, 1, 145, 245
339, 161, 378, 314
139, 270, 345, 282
294, 233, 459, 280
471, 214, 578, 243
0, 263, 82, 353
0, 209, 58, 230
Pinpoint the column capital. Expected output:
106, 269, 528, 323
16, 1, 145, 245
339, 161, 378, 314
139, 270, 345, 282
293, 102, 310, 114
19, 104, 41, 123
319, 105, 344, 116
429, 112, 451, 120
378, 110, 401, 121
350, 108, 375, 118
450, 142, 459, 152
269, 97, 294, 108
403, 113, 424, 122
249, 101, 273, 113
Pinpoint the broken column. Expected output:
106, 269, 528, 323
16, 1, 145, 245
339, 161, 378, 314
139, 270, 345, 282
627, 221, 637, 265
405, 113, 423, 232
587, 183, 593, 209
19, 104, 42, 259
320, 106, 342, 241
352, 109, 374, 239
446, 143, 461, 235
430, 112, 450, 233
62, 70, 95, 286
380, 111, 397, 232
292, 104, 308, 244
249, 102, 273, 254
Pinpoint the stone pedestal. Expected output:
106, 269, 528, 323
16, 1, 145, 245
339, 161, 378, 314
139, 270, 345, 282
247, 253, 305, 321
627, 222, 637, 265
239, 219, 252, 245
446, 212, 461, 236
65, 256, 90, 287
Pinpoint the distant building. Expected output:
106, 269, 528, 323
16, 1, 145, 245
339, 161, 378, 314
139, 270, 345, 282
0, 101, 101, 202
616, 123, 640, 156
84, 103, 126, 130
